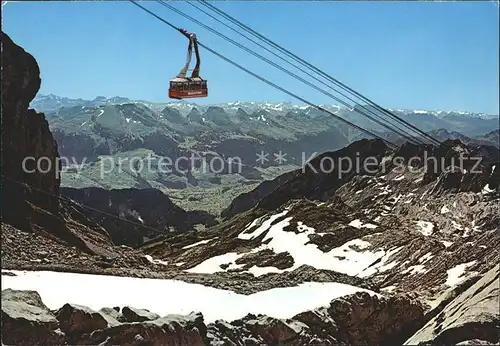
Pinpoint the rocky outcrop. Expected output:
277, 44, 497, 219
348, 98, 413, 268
1, 32, 108, 254
221, 170, 295, 220
61, 187, 217, 247
56, 303, 108, 336
256, 138, 389, 211
1, 32, 61, 231
1, 289, 65, 346
221, 138, 388, 219
120, 306, 161, 323
1, 289, 425, 346
405, 264, 500, 345
209, 293, 425, 345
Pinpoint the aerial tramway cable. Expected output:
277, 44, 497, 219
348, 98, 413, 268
183, 0, 426, 146
128, 0, 397, 148
195, 0, 443, 147
155, 0, 422, 146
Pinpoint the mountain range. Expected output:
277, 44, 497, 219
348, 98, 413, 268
33, 93, 499, 215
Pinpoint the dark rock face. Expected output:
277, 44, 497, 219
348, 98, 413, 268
318, 292, 425, 345
56, 303, 108, 335
61, 187, 217, 247
221, 138, 383, 220
256, 138, 388, 211
221, 170, 296, 220
120, 306, 161, 322
0, 32, 107, 253
1, 32, 61, 230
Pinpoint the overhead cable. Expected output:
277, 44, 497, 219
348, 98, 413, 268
128, 0, 397, 148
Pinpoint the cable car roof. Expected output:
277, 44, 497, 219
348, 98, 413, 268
170, 77, 205, 82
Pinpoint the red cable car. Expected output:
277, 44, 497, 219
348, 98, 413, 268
169, 31, 208, 99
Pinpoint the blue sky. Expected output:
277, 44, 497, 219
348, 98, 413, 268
3, 1, 499, 114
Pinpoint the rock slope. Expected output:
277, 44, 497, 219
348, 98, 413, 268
405, 264, 499, 345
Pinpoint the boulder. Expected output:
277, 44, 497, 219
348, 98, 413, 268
56, 303, 108, 334
121, 306, 161, 322
85, 312, 208, 345
1, 289, 65, 345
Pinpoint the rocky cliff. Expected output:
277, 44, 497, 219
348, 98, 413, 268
0, 32, 108, 255
1, 32, 61, 231
1, 32, 214, 252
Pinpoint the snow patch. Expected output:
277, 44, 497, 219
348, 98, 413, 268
348, 219, 378, 229
195, 213, 397, 278
1, 271, 381, 324
239, 209, 289, 240
418, 252, 434, 263
445, 261, 476, 286
185, 253, 244, 274
415, 221, 434, 236
440, 205, 450, 214
144, 255, 169, 266
380, 285, 397, 293
394, 175, 405, 181
403, 265, 427, 275
182, 238, 217, 250
482, 184, 495, 194
297, 222, 315, 233
357, 246, 403, 277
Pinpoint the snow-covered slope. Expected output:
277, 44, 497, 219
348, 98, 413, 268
2, 270, 378, 323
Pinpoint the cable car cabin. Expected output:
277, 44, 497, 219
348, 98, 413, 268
169, 77, 208, 99
168, 31, 208, 99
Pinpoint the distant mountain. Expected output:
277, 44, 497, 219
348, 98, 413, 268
388, 108, 498, 120
476, 129, 499, 146
30, 94, 137, 113
45, 99, 351, 212
426, 129, 499, 148
36, 94, 499, 215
